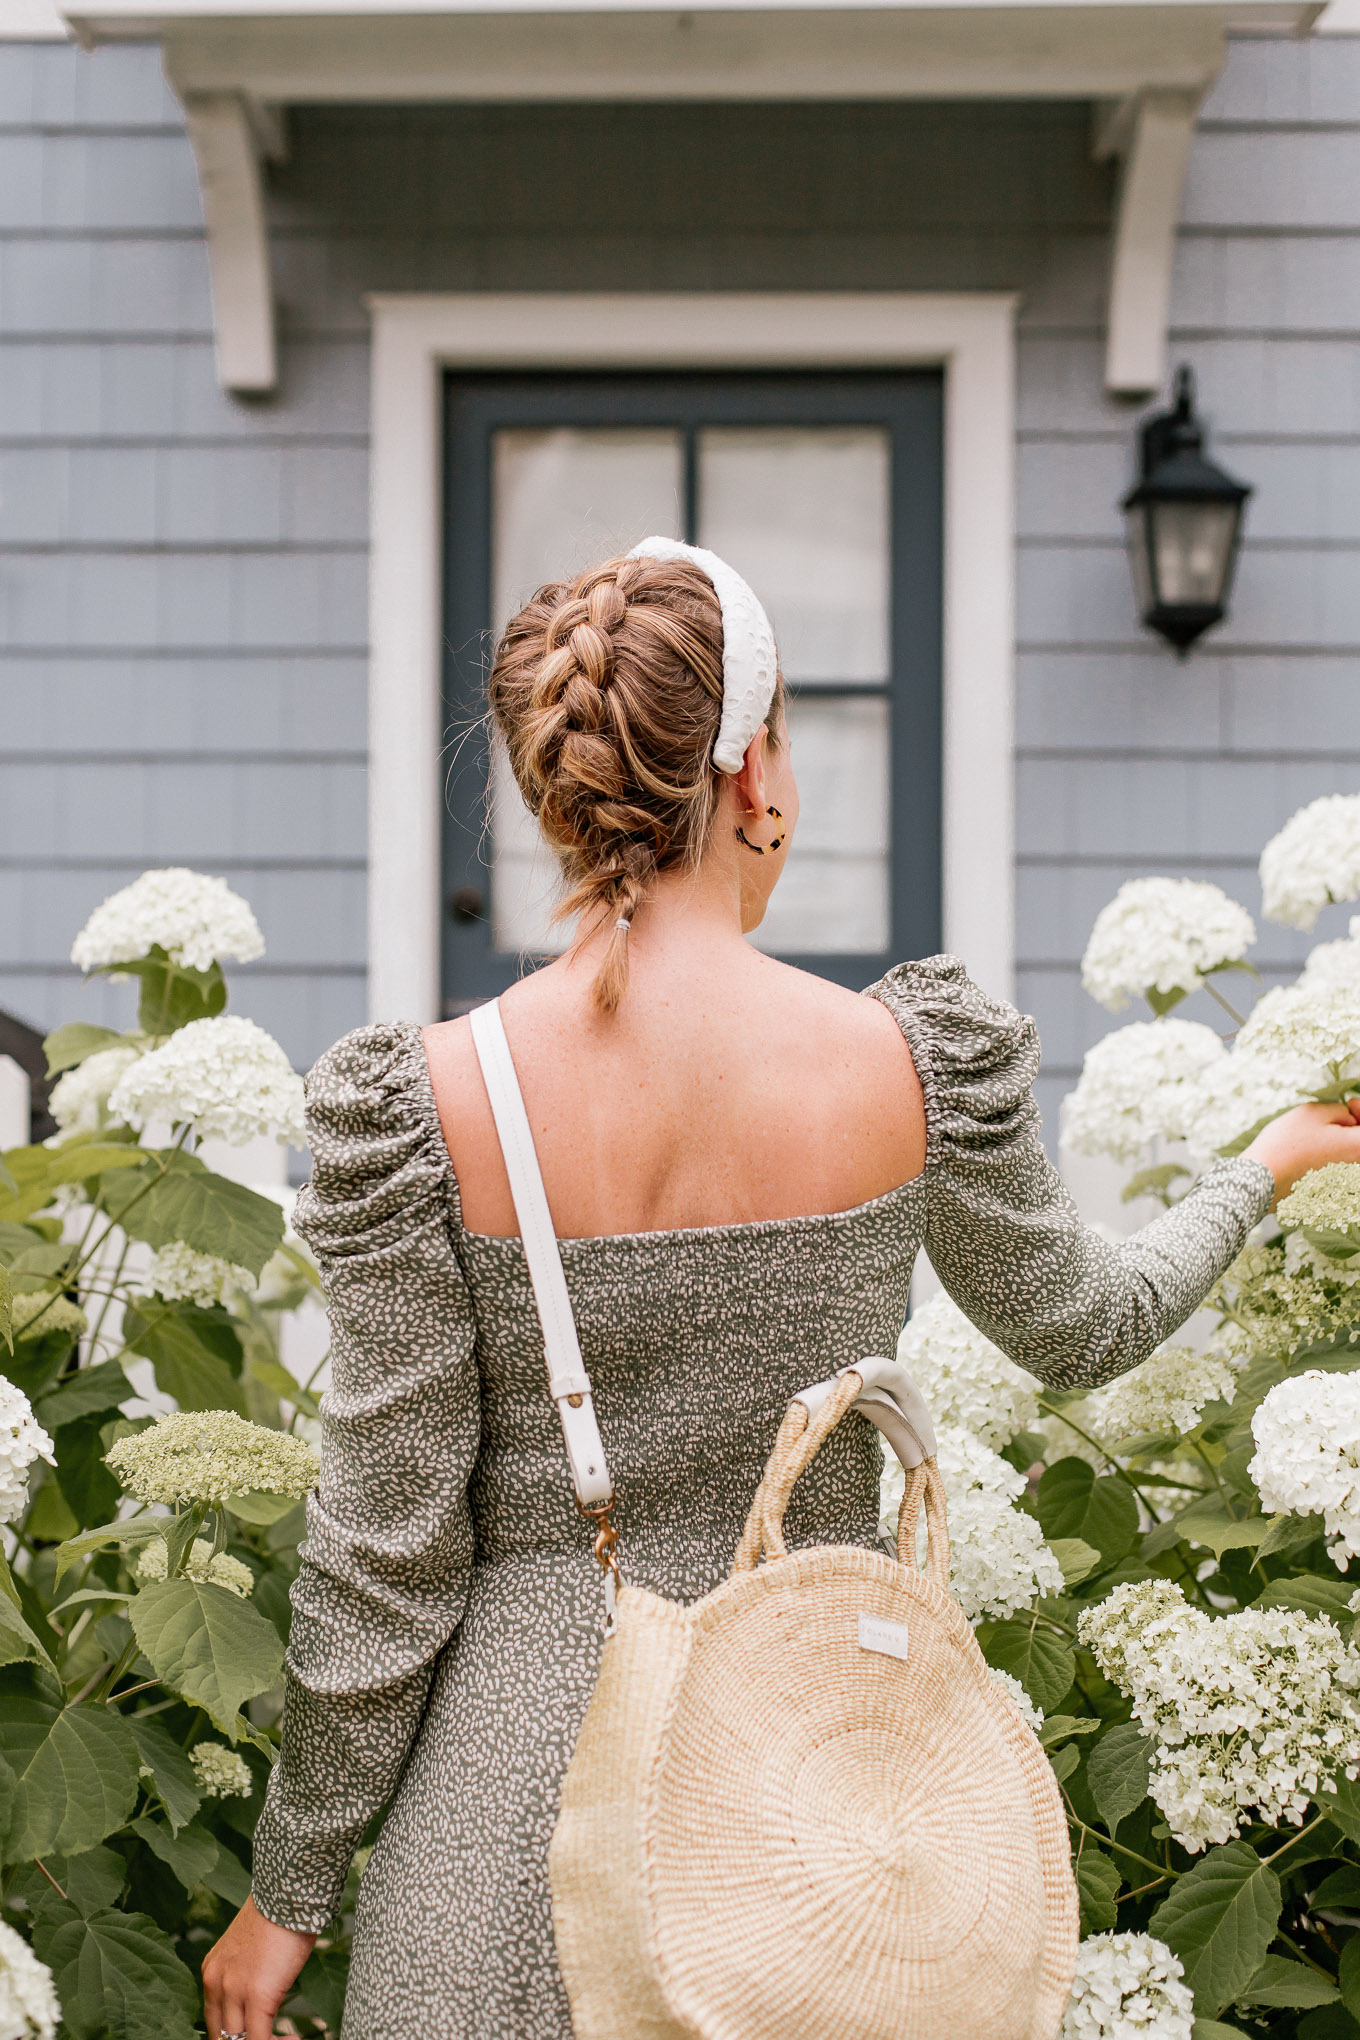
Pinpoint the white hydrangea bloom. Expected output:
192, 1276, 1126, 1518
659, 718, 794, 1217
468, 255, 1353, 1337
1278, 1163, 1360, 1237
0, 1383, 55, 1526
71, 868, 264, 974
106, 1409, 319, 1507
108, 1013, 305, 1148
1250, 1370, 1360, 1568
137, 1536, 254, 1598
1261, 794, 1360, 933
146, 1241, 256, 1308
896, 1292, 1040, 1450
1183, 1047, 1314, 1164
1302, 916, 1360, 996
931, 1425, 1064, 1622
0, 1921, 61, 2040
1080, 878, 1255, 1014
1059, 1932, 1193, 2040
1237, 982, 1360, 1085
1082, 1340, 1247, 1448
1285, 1229, 1360, 1287
190, 1742, 253, 1800
47, 1043, 141, 1135
1081, 1579, 1360, 1850
1061, 1020, 1226, 1165
989, 1667, 1044, 1734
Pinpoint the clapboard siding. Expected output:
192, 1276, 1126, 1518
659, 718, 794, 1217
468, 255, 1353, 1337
3, 33, 1359, 1138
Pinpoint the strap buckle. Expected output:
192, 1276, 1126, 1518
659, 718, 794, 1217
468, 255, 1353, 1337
577, 1495, 621, 1636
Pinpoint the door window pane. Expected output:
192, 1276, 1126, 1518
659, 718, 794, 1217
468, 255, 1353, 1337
697, 427, 890, 683
492, 428, 683, 628
490, 429, 683, 951
750, 696, 890, 955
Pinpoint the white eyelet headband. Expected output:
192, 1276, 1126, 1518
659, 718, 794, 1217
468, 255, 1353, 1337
628, 536, 778, 775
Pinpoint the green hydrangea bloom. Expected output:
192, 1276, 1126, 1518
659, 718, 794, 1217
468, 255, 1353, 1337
106, 1410, 318, 1507
11, 1293, 87, 1343
1277, 1161, 1360, 1235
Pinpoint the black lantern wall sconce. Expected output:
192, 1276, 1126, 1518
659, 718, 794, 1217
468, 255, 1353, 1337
1123, 365, 1252, 656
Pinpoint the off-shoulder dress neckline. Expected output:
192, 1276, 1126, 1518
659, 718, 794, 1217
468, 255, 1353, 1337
407, 1016, 929, 1253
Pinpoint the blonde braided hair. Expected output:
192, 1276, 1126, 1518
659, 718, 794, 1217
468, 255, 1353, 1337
489, 552, 783, 1013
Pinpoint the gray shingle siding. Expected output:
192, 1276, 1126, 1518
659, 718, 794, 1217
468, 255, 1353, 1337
2, 33, 1357, 1138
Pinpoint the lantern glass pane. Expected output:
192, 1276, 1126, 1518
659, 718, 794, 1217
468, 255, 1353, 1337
1149, 499, 1239, 607
1124, 507, 1155, 619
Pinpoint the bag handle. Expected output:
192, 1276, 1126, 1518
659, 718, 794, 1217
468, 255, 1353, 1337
732, 1361, 950, 1591
468, 1002, 621, 1618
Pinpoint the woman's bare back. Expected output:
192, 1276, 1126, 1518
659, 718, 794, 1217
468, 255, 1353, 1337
423, 940, 927, 1242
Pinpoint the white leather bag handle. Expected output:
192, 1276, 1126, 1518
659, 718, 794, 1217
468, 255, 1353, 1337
469, 1001, 614, 1512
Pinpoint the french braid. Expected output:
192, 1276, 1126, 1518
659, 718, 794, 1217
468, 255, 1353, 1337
489, 552, 782, 1012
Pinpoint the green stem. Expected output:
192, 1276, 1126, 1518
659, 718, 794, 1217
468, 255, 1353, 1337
91, 1637, 139, 1705
107, 1678, 159, 1705
1037, 1399, 1164, 1514
1204, 979, 1247, 1029
85, 1236, 130, 1359
1265, 1813, 1328, 1866
1065, 1810, 1177, 1882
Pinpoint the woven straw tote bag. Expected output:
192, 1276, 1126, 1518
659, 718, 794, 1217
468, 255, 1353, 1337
469, 1001, 1079, 2040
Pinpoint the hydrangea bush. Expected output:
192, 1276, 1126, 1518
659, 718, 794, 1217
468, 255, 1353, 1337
886, 798, 1360, 2037
0, 872, 351, 2040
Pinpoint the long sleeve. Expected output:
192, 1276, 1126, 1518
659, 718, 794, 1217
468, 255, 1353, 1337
251, 1023, 480, 1933
868, 957, 1275, 1392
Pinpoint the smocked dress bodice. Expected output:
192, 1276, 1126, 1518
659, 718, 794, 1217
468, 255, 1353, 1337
250, 959, 1273, 2039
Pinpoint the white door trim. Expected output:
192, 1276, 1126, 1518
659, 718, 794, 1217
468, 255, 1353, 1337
366, 289, 1018, 1021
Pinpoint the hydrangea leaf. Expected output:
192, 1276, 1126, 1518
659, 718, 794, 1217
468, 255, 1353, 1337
1075, 1847, 1121, 1933
1047, 1537, 1101, 1587
982, 1620, 1075, 1713
9, 1844, 126, 1921
225, 1488, 301, 1527
128, 1814, 220, 1894
1318, 1772, 1360, 1848
1048, 1743, 1080, 1784
294, 1949, 351, 2033
1237, 1955, 1339, 2009
121, 1300, 246, 1416
130, 1577, 284, 1736
1256, 1512, 1325, 1560
0, 1678, 140, 1862
0, 1586, 56, 1673
35, 1358, 132, 1432
1314, 1866, 1360, 1911
0, 1264, 10, 1355
31, 1903, 199, 2040
53, 1512, 168, 1584
1087, 1721, 1151, 1835
1191, 2023, 1250, 2039
1038, 1715, 1101, 1748
1254, 1573, 1357, 1620
116, 1163, 284, 1279
1173, 1502, 1269, 1559
1151, 1841, 1283, 2018
56, 1411, 124, 1529
1340, 1932, 1360, 2019
42, 1023, 126, 1079
127, 1713, 202, 1833
1036, 1458, 1139, 1566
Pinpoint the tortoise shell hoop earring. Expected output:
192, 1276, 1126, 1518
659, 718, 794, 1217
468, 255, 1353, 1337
736, 805, 785, 856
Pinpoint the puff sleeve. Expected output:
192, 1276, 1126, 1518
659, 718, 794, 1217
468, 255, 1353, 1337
868, 958, 1275, 1391
250, 1023, 480, 1933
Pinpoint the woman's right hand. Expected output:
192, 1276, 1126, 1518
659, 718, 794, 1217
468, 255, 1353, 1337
1244, 1098, 1360, 1206
201, 1895, 316, 2040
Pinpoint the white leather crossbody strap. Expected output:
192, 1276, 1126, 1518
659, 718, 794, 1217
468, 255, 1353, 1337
469, 1000, 614, 1510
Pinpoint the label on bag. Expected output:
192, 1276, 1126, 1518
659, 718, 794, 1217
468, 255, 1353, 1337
858, 1613, 911, 1661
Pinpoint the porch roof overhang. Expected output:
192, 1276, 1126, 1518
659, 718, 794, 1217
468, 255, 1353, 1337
64, 0, 1320, 397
